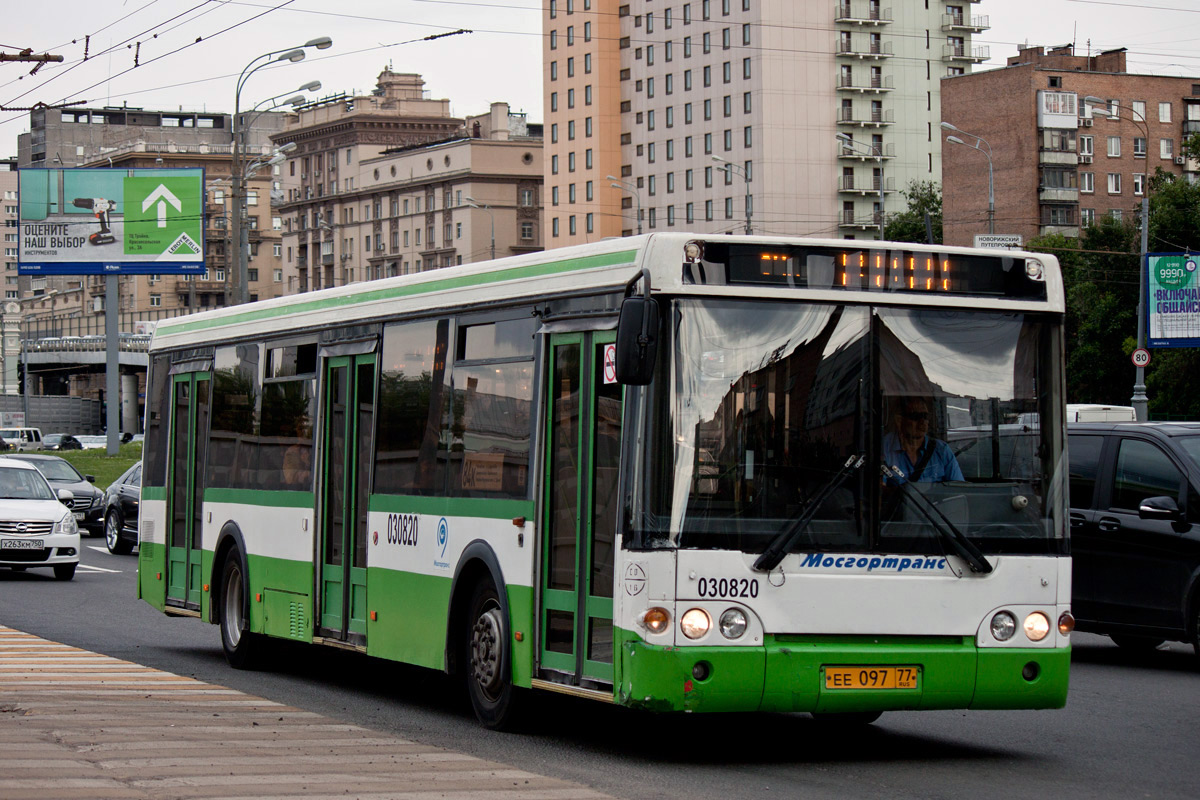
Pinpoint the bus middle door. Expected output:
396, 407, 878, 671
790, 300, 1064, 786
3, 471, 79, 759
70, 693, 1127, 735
166, 371, 210, 610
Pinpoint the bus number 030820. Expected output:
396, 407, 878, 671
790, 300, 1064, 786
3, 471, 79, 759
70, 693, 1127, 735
697, 577, 759, 598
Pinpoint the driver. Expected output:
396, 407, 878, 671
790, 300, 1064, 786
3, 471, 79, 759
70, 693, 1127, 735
883, 397, 963, 484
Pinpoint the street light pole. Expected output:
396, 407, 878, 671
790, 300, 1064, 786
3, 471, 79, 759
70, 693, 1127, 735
712, 156, 752, 234
1085, 97, 1150, 421
835, 134, 885, 238
232, 38, 331, 305
606, 175, 643, 235
464, 197, 495, 261
941, 122, 994, 235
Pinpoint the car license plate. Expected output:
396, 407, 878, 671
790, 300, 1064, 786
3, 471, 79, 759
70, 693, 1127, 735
74, 512, 86, 521
825, 665, 919, 690
1, 538, 45, 550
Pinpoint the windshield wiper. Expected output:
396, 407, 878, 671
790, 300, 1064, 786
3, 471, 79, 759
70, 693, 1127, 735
881, 464, 993, 574
754, 454, 865, 572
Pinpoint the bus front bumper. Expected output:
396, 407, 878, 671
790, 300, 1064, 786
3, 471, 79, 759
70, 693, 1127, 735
616, 634, 1070, 714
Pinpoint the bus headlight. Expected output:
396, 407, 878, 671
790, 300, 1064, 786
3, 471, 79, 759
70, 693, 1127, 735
718, 608, 747, 640
680, 608, 711, 640
1023, 612, 1051, 642
990, 611, 1017, 641
643, 607, 670, 634
1025, 258, 1045, 281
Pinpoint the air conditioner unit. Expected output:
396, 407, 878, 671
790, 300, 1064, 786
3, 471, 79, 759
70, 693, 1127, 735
1079, 154, 1092, 164
1176, 157, 1187, 165
1081, 118, 1093, 127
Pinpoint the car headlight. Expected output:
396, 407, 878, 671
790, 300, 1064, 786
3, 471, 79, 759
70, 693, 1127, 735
718, 608, 748, 639
1023, 612, 1051, 642
54, 515, 78, 536
990, 611, 1017, 641
680, 608, 711, 640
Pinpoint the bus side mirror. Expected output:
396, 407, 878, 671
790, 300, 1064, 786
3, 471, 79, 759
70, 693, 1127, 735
615, 296, 659, 385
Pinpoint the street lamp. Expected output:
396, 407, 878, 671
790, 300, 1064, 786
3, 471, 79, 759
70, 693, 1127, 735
712, 155, 752, 234
464, 197, 495, 261
231, 38, 332, 304
836, 133, 885, 237
940, 121, 995, 235
606, 175, 643, 235
1084, 95, 1151, 421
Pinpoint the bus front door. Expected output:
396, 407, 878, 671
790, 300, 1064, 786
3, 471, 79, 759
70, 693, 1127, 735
166, 372, 210, 610
539, 332, 621, 686
317, 353, 377, 643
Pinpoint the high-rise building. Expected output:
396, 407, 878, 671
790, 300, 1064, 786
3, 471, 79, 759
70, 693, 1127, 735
942, 45, 1199, 247
0, 159, 17, 302
544, 0, 988, 246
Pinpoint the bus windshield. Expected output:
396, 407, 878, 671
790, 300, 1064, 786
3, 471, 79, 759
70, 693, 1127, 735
638, 298, 1064, 558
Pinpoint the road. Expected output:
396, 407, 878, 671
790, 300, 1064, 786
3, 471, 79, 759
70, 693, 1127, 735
2, 541, 1197, 800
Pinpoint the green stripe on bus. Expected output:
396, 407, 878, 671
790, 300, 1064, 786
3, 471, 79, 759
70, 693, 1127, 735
159, 250, 639, 336
368, 494, 533, 519
199, 488, 314, 508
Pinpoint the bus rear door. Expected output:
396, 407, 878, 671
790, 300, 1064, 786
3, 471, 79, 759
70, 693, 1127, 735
166, 371, 210, 610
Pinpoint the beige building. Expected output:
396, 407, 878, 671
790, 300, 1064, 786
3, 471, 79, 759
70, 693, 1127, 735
1, 160, 16, 301
545, 0, 989, 245
276, 72, 543, 291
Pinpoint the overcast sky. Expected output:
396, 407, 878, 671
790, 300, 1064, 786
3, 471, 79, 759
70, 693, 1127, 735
1, 0, 1197, 160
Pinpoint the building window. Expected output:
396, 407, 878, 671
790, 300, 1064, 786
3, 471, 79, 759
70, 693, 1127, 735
521, 222, 534, 240
1080, 171, 1094, 193
1107, 136, 1121, 157
1132, 100, 1146, 122
1080, 135, 1093, 156
149, 293, 161, 307
1133, 173, 1146, 195
1159, 102, 1173, 123
1081, 207, 1095, 226
1133, 137, 1146, 158
1107, 173, 1121, 194
1161, 138, 1175, 160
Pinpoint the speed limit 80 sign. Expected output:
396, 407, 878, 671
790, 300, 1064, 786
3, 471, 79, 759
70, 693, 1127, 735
1132, 348, 1151, 368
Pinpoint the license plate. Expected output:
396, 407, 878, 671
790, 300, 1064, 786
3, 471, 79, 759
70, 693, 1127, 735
1, 538, 45, 550
825, 665, 920, 690
74, 512, 86, 521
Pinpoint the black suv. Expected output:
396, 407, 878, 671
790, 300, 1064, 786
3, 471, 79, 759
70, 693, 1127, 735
1068, 422, 1200, 653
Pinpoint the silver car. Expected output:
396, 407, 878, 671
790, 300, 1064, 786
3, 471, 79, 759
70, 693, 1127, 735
0, 457, 80, 580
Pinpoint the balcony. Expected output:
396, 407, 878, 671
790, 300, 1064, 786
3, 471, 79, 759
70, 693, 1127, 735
839, 175, 896, 195
837, 142, 896, 161
838, 107, 895, 127
834, 2, 892, 25
836, 40, 893, 60
1038, 186, 1079, 203
836, 74, 894, 93
1183, 119, 1200, 136
943, 44, 989, 63
941, 13, 989, 32
838, 209, 883, 230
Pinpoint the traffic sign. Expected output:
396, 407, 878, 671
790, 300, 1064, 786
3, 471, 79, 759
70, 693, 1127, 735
974, 234, 1023, 250
1132, 348, 1151, 368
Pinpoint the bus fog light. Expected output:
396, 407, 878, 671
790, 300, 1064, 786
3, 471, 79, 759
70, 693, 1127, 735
680, 608, 711, 640
643, 607, 670, 634
1023, 612, 1051, 641
719, 608, 747, 639
990, 611, 1017, 641
1058, 611, 1075, 635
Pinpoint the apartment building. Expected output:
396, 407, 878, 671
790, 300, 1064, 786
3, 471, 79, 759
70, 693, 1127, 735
544, 0, 988, 246
942, 45, 1199, 246
1, 159, 16, 301
275, 72, 543, 291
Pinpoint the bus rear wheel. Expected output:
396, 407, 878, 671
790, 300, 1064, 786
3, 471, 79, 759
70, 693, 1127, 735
465, 580, 521, 729
219, 549, 264, 669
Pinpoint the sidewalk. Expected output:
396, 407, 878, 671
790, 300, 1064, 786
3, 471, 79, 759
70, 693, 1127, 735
0, 626, 613, 800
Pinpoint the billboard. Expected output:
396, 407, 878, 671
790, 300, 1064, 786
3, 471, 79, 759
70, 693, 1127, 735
1147, 253, 1200, 348
17, 167, 205, 275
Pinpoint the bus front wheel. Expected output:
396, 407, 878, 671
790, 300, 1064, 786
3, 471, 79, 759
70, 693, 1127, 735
219, 549, 263, 669
465, 580, 521, 729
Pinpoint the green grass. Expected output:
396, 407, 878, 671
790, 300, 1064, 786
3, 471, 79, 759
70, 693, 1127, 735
58, 443, 142, 489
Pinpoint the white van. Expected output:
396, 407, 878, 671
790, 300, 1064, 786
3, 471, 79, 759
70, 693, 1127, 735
1065, 404, 1137, 422
0, 427, 44, 451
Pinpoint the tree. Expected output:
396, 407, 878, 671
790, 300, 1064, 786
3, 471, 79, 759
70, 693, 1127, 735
883, 180, 942, 244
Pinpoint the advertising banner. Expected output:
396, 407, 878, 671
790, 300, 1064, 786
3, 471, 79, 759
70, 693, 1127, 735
17, 167, 205, 275
1147, 253, 1200, 348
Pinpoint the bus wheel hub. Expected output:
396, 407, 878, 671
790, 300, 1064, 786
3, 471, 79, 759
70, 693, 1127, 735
471, 609, 503, 694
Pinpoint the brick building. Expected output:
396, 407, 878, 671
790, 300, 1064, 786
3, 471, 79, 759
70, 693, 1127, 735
942, 45, 1200, 247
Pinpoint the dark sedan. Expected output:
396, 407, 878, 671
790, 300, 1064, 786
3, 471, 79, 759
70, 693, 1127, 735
43, 433, 84, 451
4, 454, 105, 535
103, 461, 140, 555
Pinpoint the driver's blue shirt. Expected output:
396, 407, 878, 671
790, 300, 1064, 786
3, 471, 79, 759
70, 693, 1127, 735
882, 433, 964, 483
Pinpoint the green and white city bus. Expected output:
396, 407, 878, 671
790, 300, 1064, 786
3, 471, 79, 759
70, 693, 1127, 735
138, 233, 1072, 727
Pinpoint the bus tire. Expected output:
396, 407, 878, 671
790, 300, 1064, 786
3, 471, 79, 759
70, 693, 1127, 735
465, 580, 521, 729
219, 549, 263, 669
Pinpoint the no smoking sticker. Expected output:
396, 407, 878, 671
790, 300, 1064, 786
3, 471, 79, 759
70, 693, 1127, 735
603, 343, 617, 384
